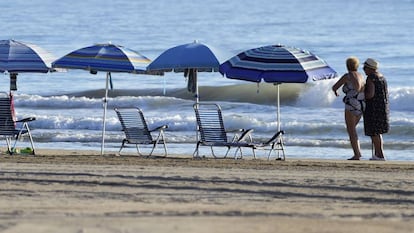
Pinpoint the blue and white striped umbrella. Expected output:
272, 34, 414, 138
219, 44, 337, 83
219, 44, 337, 146
0, 39, 55, 73
52, 43, 156, 156
52, 43, 152, 74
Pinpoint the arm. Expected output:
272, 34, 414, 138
365, 78, 375, 99
331, 74, 347, 96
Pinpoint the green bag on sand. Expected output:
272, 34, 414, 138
14, 147, 33, 154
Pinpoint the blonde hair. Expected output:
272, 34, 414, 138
346, 56, 359, 71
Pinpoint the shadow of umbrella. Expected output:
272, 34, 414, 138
219, 44, 338, 158
147, 40, 229, 103
52, 42, 161, 155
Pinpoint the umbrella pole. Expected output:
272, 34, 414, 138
276, 83, 281, 132
101, 72, 110, 156
195, 69, 199, 103
196, 83, 199, 104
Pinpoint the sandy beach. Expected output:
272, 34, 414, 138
1, 149, 414, 233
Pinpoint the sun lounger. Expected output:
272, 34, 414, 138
193, 103, 255, 159
114, 107, 168, 157
0, 92, 36, 155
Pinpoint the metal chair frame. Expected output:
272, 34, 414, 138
114, 107, 168, 157
0, 92, 36, 155
193, 103, 254, 159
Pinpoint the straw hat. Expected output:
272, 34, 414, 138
363, 58, 379, 70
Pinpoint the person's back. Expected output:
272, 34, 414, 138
342, 71, 365, 116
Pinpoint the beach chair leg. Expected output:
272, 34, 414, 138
252, 147, 257, 160
161, 141, 168, 157
148, 142, 157, 156
279, 136, 285, 161
223, 146, 232, 158
151, 130, 167, 157
157, 132, 168, 157
11, 129, 24, 155
210, 146, 218, 158
192, 142, 201, 158
119, 140, 127, 155
24, 122, 35, 155
233, 147, 240, 159
136, 145, 144, 156
233, 147, 243, 160
161, 132, 168, 157
6, 137, 13, 155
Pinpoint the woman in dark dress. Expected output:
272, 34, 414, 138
363, 58, 389, 161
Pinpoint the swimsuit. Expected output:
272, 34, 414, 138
342, 75, 365, 116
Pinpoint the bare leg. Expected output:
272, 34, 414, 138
371, 134, 384, 158
345, 110, 362, 159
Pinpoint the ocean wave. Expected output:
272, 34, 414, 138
53, 83, 306, 106
18, 107, 414, 141
13, 82, 414, 111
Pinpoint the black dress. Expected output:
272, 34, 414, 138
363, 73, 390, 136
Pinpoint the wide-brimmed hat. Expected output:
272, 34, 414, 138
363, 58, 379, 70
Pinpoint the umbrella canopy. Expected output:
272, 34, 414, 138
52, 43, 155, 155
219, 44, 337, 149
52, 43, 151, 73
0, 39, 55, 73
147, 40, 228, 103
219, 44, 337, 83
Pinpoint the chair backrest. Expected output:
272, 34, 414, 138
194, 103, 227, 143
0, 92, 16, 136
114, 108, 153, 143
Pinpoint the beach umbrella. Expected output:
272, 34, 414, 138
219, 44, 337, 137
0, 39, 55, 90
147, 40, 228, 103
52, 43, 158, 155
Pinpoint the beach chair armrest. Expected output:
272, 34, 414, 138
227, 128, 253, 134
16, 117, 36, 122
238, 128, 254, 141
229, 128, 254, 143
263, 130, 284, 145
150, 125, 168, 132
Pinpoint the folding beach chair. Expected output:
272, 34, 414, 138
193, 103, 255, 159
114, 107, 168, 157
0, 92, 36, 155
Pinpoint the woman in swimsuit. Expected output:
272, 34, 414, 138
332, 57, 366, 160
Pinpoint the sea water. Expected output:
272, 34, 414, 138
1, 0, 414, 160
